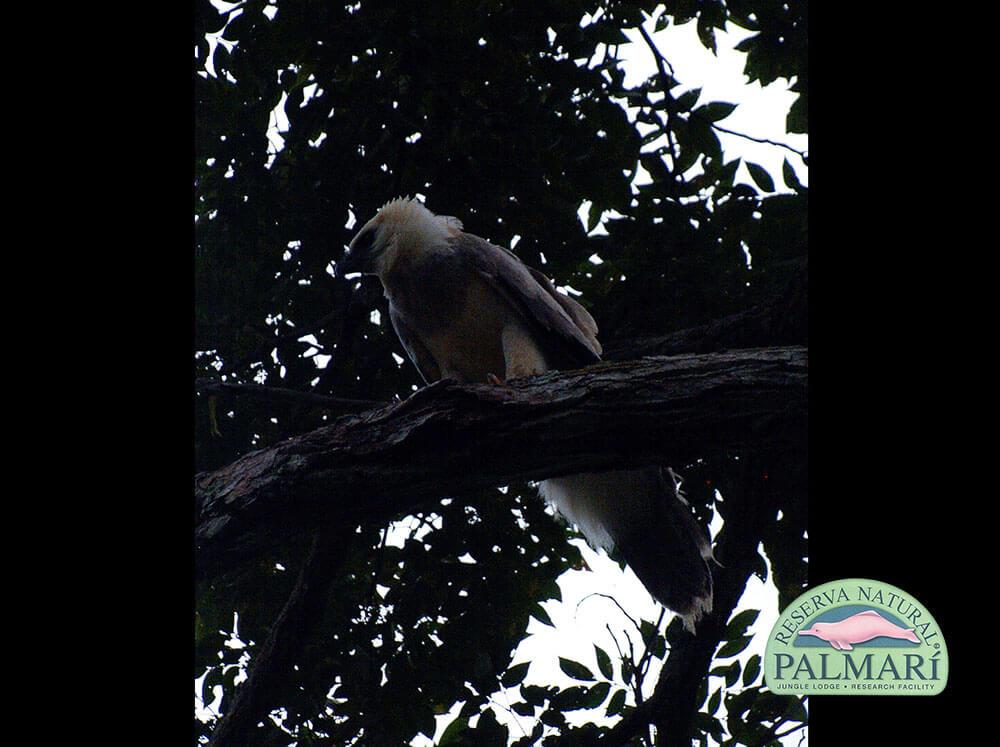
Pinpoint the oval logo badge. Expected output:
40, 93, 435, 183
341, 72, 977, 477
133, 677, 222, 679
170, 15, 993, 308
764, 578, 947, 695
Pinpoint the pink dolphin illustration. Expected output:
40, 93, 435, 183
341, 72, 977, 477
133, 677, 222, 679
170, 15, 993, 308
796, 610, 920, 650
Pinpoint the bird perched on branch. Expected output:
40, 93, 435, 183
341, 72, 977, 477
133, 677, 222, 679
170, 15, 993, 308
337, 196, 713, 630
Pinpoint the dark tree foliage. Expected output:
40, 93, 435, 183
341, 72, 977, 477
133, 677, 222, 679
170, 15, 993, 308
195, 1, 808, 745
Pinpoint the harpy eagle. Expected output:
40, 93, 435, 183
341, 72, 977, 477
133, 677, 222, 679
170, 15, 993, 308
337, 197, 714, 629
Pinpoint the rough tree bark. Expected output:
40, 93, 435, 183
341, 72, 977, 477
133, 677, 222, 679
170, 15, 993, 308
196, 346, 806, 583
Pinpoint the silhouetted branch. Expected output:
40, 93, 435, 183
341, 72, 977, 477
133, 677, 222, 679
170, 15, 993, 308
208, 524, 356, 747
707, 122, 809, 160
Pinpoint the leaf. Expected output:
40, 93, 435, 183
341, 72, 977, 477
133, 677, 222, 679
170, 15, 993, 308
695, 676, 709, 707
696, 101, 737, 121
586, 202, 604, 233
558, 657, 595, 681
725, 608, 760, 639
750, 548, 769, 581
595, 645, 614, 680
639, 619, 658, 646
620, 88, 654, 103
648, 633, 667, 659
521, 684, 551, 706
584, 681, 612, 708
685, 117, 722, 162
707, 688, 721, 715
716, 635, 754, 658
784, 695, 808, 723
530, 604, 555, 628
439, 716, 469, 746
552, 685, 589, 710
746, 162, 775, 192
539, 578, 562, 603
675, 88, 701, 111
782, 158, 804, 191
717, 158, 741, 188
511, 725, 543, 747
472, 709, 509, 747
511, 701, 535, 717
418, 707, 438, 740
673, 142, 700, 175
460, 699, 482, 718
734, 35, 757, 53
540, 707, 567, 727
787, 94, 807, 133
748, 691, 796, 724
697, 17, 717, 54
693, 712, 726, 743
588, 23, 631, 45
200, 666, 223, 705
743, 654, 762, 686
501, 662, 530, 688
725, 661, 742, 687
670, 0, 699, 24
641, 126, 669, 146
606, 689, 628, 717
640, 152, 671, 182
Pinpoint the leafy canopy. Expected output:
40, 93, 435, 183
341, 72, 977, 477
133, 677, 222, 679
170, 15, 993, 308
195, 1, 808, 744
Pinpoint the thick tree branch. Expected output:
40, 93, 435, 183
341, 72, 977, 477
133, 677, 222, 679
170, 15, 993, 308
196, 346, 806, 583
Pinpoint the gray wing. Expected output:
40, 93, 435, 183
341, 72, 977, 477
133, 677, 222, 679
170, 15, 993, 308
524, 265, 601, 355
451, 233, 602, 369
388, 304, 441, 384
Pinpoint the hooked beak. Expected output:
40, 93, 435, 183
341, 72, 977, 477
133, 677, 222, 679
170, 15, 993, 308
335, 223, 379, 278
333, 247, 363, 278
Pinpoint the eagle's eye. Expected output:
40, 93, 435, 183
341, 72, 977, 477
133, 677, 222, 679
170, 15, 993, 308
352, 225, 378, 257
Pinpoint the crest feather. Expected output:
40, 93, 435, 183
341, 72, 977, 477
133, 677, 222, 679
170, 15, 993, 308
374, 197, 462, 237
379, 195, 412, 211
